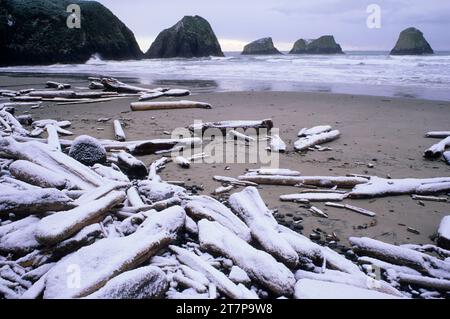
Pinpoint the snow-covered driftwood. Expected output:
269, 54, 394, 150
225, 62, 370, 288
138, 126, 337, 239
228, 130, 255, 143
35, 190, 126, 246
325, 202, 377, 217
0, 189, 74, 215
131, 100, 212, 111
113, 120, 126, 142
298, 125, 332, 137
117, 151, 148, 179
229, 187, 298, 267
239, 174, 368, 188
9, 160, 69, 189
169, 245, 253, 299
189, 119, 273, 134
44, 206, 186, 298
437, 216, 450, 250
85, 266, 168, 299
269, 134, 286, 152
184, 195, 251, 242
280, 193, 347, 202
349, 176, 450, 198
294, 130, 340, 152
424, 136, 450, 159
350, 237, 450, 279
198, 220, 296, 296
425, 131, 450, 139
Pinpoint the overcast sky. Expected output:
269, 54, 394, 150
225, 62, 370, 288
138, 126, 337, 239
96, 0, 450, 52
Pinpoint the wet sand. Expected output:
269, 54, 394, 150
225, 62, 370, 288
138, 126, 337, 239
1, 74, 449, 247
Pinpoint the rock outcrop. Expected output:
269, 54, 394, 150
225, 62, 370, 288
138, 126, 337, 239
289, 36, 343, 54
241, 37, 282, 55
145, 15, 223, 59
390, 27, 433, 55
0, 0, 143, 66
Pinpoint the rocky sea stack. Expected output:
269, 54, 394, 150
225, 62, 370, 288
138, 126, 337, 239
0, 0, 143, 66
390, 27, 433, 55
290, 36, 343, 54
242, 37, 282, 55
145, 16, 224, 59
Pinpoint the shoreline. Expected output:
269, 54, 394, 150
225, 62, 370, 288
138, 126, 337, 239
1, 74, 449, 247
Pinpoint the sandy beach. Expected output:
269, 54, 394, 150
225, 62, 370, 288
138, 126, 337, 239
1, 74, 449, 248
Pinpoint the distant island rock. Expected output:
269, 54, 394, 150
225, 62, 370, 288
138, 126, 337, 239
242, 37, 282, 55
390, 27, 433, 55
0, 0, 143, 66
145, 16, 224, 59
289, 36, 343, 54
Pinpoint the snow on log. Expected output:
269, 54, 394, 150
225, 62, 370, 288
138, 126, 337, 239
251, 168, 300, 176
35, 191, 126, 246
131, 100, 211, 111
51, 224, 103, 259
0, 188, 74, 215
213, 175, 258, 186
174, 156, 190, 168
0, 137, 105, 190
164, 89, 190, 97
437, 216, 450, 250
350, 237, 450, 279
46, 81, 70, 90
101, 78, 153, 93
92, 164, 129, 183
325, 202, 377, 217
295, 269, 403, 297
425, 131, 450, 139
396, 273, 450, 291
228, 130, 255, 142
294, 279, 401, 299
277, 225, 323, 264
44, 206, 185, 298
239, 174, 368, 188
28, 90, 76, 98
139, 92, 165, 101
280, 193, 347, 202
294, 130, 340, 151
9, 160, 69, 189
269, 134, 286, 153
113, 120, 126, 142
126, 186, 145, 208
45, 125, 61, 152
349, 176, 450, 198
229, 187, 298, 267
0, 110, 29, 136
189, 119, 273, 134
424, 136, 450, 159
0, 216, 41, 255
85, 266, 168, 299
127, 137, 202, 156
298, 125, 332, 137
117, 151, 148, 180
170, 246, 253, 299
443, 151, 450, 165
148, 157, 170, 181
184, 195, 251, 242
198, 220, 296, 297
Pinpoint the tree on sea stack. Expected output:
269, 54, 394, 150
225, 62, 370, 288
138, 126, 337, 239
0, 0, 143, 66
241, 37, 282, 55
390, 27, 434, 55
290, 36, 343, 54
145, 16, 224, 58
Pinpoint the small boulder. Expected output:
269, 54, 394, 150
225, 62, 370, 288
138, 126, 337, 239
390, 27, 433, 55
69, 135, 107, 166
290, 36, 343, 54
242, 37, 282, 55
145, 15, 223, 58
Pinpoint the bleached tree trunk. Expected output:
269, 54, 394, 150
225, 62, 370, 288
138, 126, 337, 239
113, 120, 126, 142
294, 130, 340, 151
131, 100, 212, 111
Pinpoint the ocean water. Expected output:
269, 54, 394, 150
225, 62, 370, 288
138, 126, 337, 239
1, 51, 450, 101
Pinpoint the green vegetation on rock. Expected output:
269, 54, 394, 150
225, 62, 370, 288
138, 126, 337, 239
390, 27, 433, 55
241, 37, 282, 55
290, 36, 343, 54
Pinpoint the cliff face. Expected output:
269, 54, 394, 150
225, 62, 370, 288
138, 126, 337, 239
390, 27, 433, 55
145, 16, 224, 59
241, 37, 282, 55
290, 36, 343, 54
0, 0, 143, 66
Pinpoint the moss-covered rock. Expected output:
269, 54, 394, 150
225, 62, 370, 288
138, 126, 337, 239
145, 15, 223, 59
0, 0, 143, 66
241, 37, 282, 55
390, 27, 433, 55
290, 36, 343, 54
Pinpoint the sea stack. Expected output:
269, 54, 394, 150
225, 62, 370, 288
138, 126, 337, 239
0, 0, 143, 66
242, 37, 282, 55
390, 27, 434, 55
289, 36, 343, 54
145, 16, 224, 58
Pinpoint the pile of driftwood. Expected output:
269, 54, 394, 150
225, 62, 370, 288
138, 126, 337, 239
0, 78, 212, 111
1, 78, 450, 299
